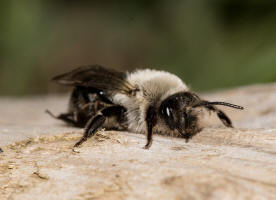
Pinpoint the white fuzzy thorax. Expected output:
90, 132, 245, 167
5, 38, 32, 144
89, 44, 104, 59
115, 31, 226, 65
112, 69, 188, 134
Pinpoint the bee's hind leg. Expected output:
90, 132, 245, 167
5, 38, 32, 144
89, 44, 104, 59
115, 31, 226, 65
45, 109, 82, 127
73, 105, 126, 148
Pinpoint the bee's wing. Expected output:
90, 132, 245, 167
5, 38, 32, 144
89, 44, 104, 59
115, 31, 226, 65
52, 65, 136, 95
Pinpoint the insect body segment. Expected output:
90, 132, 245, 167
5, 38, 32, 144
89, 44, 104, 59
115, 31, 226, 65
47, 65, 244, 149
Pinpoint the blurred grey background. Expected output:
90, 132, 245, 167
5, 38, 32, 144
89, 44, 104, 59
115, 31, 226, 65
1, 0, 276, 96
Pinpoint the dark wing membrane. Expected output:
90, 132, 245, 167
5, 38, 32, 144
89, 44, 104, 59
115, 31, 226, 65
52, 65, 136, 95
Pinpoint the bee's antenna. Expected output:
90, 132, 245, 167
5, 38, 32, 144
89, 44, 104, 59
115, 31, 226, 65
193, 101, 244, 110
192, 100, 243, 128
208, 102, 244, 110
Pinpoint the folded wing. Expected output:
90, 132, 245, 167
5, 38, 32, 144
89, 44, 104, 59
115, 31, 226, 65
52, 65, 136, 95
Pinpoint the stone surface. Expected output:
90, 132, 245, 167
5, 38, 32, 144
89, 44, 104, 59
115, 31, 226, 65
1, 83, 276, 200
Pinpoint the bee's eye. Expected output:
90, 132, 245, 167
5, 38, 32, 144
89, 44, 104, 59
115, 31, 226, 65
161, 106, 174, 119
161, 105, 178, 129
165, 106, 172, 117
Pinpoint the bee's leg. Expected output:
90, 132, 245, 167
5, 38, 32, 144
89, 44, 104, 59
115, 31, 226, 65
73, 105, 126, 148
204, 105, 233, 128
74, 115, 105, 147
45, 109, 78, 125
144, 106, 157, 149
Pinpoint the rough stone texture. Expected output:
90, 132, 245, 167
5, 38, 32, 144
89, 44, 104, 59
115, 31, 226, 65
1, 83, 276, 200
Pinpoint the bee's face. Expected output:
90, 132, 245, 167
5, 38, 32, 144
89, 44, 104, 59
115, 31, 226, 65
159, 92, 201, 140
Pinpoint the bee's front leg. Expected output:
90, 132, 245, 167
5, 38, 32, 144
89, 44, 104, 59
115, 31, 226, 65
144, 106, 157, 149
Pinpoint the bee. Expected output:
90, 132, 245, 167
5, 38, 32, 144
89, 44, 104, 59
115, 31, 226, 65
46, 65, 244, 149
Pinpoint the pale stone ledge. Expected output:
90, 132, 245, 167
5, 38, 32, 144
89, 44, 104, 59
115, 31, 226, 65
1, 83, 276, 200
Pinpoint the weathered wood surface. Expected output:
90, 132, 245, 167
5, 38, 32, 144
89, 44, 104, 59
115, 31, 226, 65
0, 83, 276, 200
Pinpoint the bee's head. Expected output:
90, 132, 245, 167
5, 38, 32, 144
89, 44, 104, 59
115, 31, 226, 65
159, 92, 244, 141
